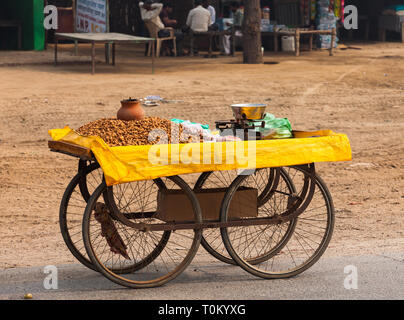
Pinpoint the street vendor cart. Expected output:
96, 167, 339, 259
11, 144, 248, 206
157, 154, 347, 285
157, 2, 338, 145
48, 108, 351, 289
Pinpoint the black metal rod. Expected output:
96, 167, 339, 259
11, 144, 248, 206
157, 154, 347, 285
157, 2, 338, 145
91, 41, 96, 74
54, 36, 58, 66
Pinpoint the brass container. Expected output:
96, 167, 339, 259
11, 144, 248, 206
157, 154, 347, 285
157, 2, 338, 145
231, 104, 267, 120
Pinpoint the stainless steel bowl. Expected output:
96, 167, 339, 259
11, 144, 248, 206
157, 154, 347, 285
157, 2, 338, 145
231, 103, 267, 120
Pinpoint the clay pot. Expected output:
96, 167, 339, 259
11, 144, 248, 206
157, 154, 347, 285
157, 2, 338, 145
117, 98, 145, 121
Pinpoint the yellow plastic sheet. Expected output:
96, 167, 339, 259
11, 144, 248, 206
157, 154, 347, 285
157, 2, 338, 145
49, 127, 352, 186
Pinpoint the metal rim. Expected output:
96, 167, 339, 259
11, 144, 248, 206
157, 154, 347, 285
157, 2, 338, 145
60, 160, 170, 274
59, 161, 102, 271
82, 176, 203, 288
220, 166, 335, 279
194, 168, 295, 266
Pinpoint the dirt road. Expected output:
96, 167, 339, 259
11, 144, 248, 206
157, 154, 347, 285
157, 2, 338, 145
0, 42, 403, 269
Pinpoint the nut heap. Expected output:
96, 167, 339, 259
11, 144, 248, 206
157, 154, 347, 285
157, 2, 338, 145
76, 117, 200, 147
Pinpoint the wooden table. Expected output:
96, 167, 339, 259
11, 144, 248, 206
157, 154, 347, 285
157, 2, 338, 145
189, 29, 235, 57
378, 15, 404, 43
0, 20, 22, 50
262, 27, 337, 57
54, 33, 156, 74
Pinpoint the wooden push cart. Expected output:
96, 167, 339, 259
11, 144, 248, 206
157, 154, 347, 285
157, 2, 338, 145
49, 134, 347, 289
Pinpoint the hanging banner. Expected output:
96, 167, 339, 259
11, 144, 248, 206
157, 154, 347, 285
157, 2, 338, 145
76, 0, 108, 33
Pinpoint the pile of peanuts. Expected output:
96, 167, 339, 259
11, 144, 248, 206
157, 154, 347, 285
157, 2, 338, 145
76, 118, 201, 147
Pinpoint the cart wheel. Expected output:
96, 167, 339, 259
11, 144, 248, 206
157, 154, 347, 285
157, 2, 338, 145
82, 176, 202, 288
220, 166, 335, 279
60, 160, 168, 274
59, 160, 102, 271
194, 168, 294, 265
102, 178, 171, 274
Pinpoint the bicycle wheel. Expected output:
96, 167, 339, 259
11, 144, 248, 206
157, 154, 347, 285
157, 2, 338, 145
221, 166, 335, 279
82, 176, 202, 288
194, 168, 295, 265
60, 160, 165, 274
59, 160, 102, 271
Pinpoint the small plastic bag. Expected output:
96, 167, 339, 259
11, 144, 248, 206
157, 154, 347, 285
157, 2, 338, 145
171, 119, 215, 142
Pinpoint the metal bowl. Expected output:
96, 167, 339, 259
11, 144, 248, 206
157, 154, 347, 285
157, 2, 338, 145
231, 104, 267, 120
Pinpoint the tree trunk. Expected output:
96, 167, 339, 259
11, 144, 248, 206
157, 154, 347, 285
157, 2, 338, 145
242, 0, 263, 64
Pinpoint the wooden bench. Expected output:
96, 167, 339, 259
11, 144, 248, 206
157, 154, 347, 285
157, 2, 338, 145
189, 28, 235, 57
262, 27, 337, 57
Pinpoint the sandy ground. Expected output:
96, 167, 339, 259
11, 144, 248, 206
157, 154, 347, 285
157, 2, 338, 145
0, 41, 403, 269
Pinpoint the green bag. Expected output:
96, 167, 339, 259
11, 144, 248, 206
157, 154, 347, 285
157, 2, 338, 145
249, 113, 293, 139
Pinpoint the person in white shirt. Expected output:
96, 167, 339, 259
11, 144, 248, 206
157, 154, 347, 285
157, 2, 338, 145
186, 0, 211, 33
208, 6, 216, 25
203, 0, 216, 25
139, 0, 164, 32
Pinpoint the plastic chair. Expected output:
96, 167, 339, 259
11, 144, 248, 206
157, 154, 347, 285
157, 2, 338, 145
145, 22, 177, 57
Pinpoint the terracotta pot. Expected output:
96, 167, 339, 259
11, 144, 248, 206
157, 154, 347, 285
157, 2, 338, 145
117, 98, 145, 121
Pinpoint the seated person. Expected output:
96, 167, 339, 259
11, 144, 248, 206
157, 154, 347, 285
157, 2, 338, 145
186, 0, 211, 33
159, 1, 185, 55
202, 0, 216, 26
139, 0, 164, 34
233, 3, 244, 30
203, 0, 220, 31
160, 1, 177, 28
228, 1, 243, 29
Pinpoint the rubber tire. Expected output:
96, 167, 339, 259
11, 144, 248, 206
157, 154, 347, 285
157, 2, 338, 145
195, 168, 295, 265
220, 170, 335, 279
59, 162, 100, 271
82, 176, 203, 289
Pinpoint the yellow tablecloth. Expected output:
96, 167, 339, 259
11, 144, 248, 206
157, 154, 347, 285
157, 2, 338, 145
49, 127, 351, 186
